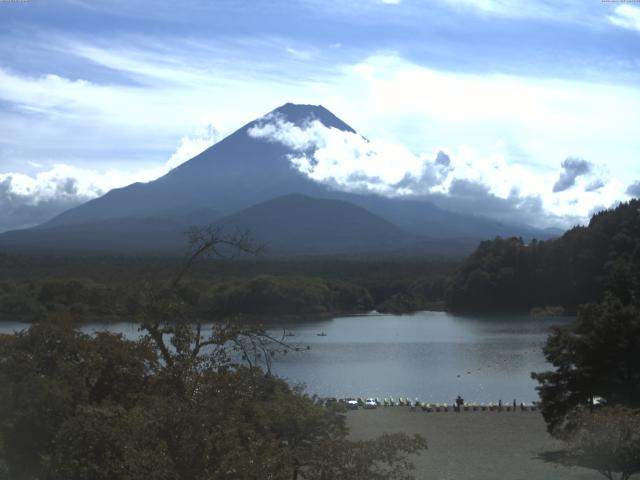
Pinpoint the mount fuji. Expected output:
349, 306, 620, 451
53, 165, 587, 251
0, 103, 558, 257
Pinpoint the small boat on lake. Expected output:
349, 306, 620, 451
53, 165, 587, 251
317, 331, 327, 337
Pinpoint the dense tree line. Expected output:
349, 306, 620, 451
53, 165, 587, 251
0, 255, 454, 294
205, 275, 374, 317
375, 276, 447, 313
448, 199, 640, 313
527, 202, 640, 479
0, 257, 454, 321
0, 276, 375, 322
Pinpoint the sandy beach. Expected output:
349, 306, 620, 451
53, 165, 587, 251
347, 407, 601, 480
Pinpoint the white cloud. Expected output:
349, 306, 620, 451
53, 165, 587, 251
247, 111, 626, 227
0, 66, 211, 165
248, 115, 445, 196
1, 32, 638, 229
0, 168, 98, 232
447, 0, 519, 15
285, 46, 315, 60
0, 36, 337, 172
166, 120, 220, 169
327, 55, 640, 190
247, 114, 529, 200
299, 0, 595, 24
0, 163, 158, 232
1, 120, 219, 199
608, 5, 640, 32
0, 121, 219, 231
435, 0, 590, 21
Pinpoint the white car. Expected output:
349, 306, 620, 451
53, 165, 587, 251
346, 399, 359, 410
364, 398, 378, 409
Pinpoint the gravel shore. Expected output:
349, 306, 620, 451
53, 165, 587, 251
347, 408, 601, 480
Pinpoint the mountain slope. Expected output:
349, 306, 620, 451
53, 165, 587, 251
332, 192, 547, 240
0, 194, 482, 258
42, 103, 343, 228
0, 217, 188, 255
0, 193, 412, 256
0, 103, 560, 257
217, 194, 411, 255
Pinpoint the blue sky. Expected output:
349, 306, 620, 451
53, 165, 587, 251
1, 0, 639, 231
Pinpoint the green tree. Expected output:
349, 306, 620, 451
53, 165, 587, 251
0, 323, 157, 479
447, 199, 640, 313
0, 226, 427, 479
532, 296, 640, 435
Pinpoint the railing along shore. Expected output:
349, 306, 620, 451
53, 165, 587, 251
316, 397, 539, 412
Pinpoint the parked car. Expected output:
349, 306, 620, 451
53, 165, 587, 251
346, 398, 359, 410
364, 398, 378, 409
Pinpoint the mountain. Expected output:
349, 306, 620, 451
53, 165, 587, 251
40, 103, 343, 228
217, 194, 411, 256
0, 103, 559, 257
334, 193, 546, 240
0, 193, 478, 258
0, 217, 189, 255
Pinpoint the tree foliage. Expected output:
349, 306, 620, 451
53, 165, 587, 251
448, 199, 640, 312
0, 259, 455, 321
532, 297, 640, 435
0, 227, 427, 480
205, 275, 374, 317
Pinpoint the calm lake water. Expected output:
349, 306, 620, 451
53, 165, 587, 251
0, 311, 571, 404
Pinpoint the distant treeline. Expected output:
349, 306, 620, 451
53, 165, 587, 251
0, 256, 454, 322
447, 199, 640, 313
3, 200, 637, 321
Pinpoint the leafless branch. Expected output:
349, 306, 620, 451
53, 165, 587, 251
171, 226, 265, 291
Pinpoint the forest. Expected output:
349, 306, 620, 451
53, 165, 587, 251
2, 200, 639, 321
0, 255, 452, 322
2, 200, 640, 322
447, 199, 640, 313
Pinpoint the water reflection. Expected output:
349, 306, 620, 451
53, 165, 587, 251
0, 311, 572, 403
263, 311, 571, 403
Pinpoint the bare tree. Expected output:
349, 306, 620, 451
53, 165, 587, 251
137, 226, 286, 393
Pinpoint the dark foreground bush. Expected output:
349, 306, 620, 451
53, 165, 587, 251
0, 320, 426, 480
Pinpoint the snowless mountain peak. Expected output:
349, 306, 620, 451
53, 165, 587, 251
264, 103, 356, 133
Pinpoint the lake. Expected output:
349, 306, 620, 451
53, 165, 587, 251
0, 311, 571, 404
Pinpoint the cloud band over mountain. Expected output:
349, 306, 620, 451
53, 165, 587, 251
247, 113, 612, 228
